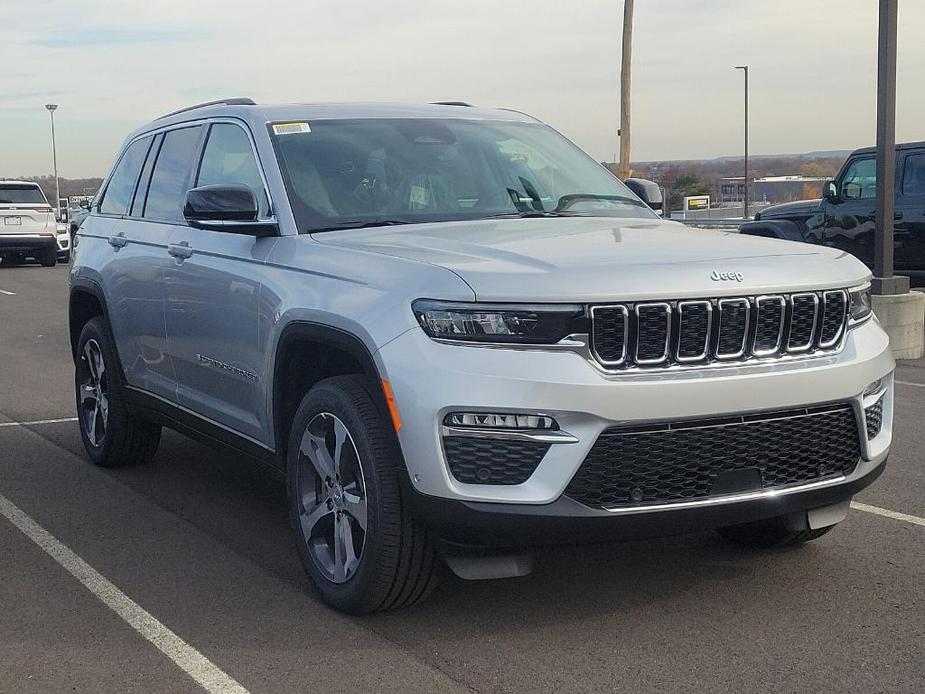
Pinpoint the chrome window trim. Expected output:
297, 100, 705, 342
589, 304, 629, 366
634, 302, 672, 365
753, 295, 786, 357
786, 292, 820, 353
676, 300, 712, 363
820, 289, 849, 348
715, 298, 750, 360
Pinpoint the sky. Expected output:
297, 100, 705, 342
2, 0, 924, 178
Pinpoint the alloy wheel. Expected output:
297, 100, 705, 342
297, 412, 368, 583
78, 338, 109, 448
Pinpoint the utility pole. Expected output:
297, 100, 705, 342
45, 104, 61, 219
873, 0, 906, 295
618, 0, 634, 180
735, 66, 749, 219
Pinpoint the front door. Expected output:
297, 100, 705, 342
823, 155, 878, 267
164, 122, 277, 445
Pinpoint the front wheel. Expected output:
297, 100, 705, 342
287, 376, 439, 614
717, 515, 836, 548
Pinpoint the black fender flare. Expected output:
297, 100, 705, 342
739, 219, 807, 242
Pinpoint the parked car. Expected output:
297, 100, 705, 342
67, 196, 94, 236
69, 99, 894, 613
0, 180, 58, 266
741, 142, 925, 279
56, 222, 71, 263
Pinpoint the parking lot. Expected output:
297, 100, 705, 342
0, 263, 922, 693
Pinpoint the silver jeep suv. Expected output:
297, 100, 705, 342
69, 99, 894, 613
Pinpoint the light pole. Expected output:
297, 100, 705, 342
734, 66, 749, 219
45, 104, 60, 219
618, 0, 634, 180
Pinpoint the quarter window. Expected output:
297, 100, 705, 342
143, 126, 204, 222
196, 124, 268, 215
840, 158, 876, 200
902, 154, 925, 196
100, 136, 152, 215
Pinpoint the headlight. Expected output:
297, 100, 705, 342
412, 300, 585, 344
848, 285, 872, 323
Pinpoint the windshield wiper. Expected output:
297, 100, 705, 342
486, 210, 585, 220
310, 219, 413, 233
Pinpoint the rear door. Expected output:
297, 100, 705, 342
164, 121, 277, 444
895, 149, 925, 274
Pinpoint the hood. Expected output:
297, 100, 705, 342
757, 198, 823, 220
312, 216, 869, 302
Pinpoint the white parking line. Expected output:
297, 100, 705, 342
852, 501, 925, 528
0, 289, 15, 296
0, 417, 79, 428
0, 493, 250, 694
896, 380, 925, 388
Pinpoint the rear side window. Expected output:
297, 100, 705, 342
100, 136, 152, 215
143, 126, 204, 222
902, 153, 925, 196
196, 124, 268, 216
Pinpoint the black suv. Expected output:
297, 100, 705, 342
741, 142, 925, 279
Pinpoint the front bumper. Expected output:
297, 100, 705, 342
0, 233, 57, 253
377, 317, 894, 510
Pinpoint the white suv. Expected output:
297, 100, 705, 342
0, 181, 59, 266
69, 100, 894, 613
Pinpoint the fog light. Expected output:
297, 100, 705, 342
444, 412, 557, 430
863, 379, 884, 397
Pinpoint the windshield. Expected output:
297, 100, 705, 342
271, 118, 653, 232
0, 184, 49, 205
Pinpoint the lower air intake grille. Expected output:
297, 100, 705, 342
565, 404, 861, 509
444, 437, 549, 485
865, 397, 884, 439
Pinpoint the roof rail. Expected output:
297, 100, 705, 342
156, 97, 256, 120
430, 101, 474, 107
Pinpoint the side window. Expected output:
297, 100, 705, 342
196, 124, 268, 215
902, 153, 925, 197
143, 126, 204, 222
840, 158, 876, 200
100, 136, 152, 215
130, 133, 162, 217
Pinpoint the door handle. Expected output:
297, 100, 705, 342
894, 211, 904, 220
108, 233, 127, 249
167, 241, 193, 259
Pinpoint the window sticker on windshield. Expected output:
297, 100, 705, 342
273, 122, 311, 135
409, 184, 431, 209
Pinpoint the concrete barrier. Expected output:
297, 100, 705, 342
872, 290, 925, 360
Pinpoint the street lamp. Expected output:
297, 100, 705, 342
734, 66, 749, 219
45, 104, 60, 219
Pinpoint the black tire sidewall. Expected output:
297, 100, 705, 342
287, 376, 402, 613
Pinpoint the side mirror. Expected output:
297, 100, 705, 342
183, 184, 277, 237
823, 180, 839, 201
623, 178, 664, 213
79, 199, 91, 210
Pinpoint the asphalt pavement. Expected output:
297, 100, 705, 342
0, 263, 922, 694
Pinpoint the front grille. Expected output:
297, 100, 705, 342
444, 437, 549, 485
565, 404, 861, 509
590, 289, 849, 370
865, 396, 884, 439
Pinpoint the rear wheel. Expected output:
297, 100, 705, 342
717, 515, 836, 548
75, 317, 161, 467
287, 375, 439, 614
40, 248, 56, 267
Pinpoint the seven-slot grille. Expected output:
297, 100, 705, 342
590, 289, 848, 370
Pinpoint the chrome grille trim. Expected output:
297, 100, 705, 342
786, 292, 820, 353
589, 288, 849, 371
589, 304, 629, 366
676, 300, 713, 363
715, 298, 751, 359
634, 302, 671, 365
753, 295, 786, 357
820, 290, 849, 349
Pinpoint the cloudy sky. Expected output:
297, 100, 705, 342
2, 0, 924, 178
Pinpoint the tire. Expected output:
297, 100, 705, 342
287, 375, 439, 614
75, 317, 161, 467
40, 248, 57, 267
717, 515, 836, 548
59, 251, 71, 264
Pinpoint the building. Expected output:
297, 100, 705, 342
718, 175, 829, 206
